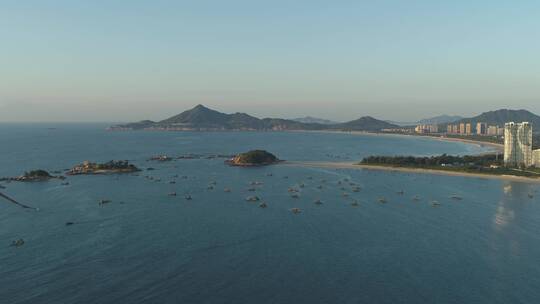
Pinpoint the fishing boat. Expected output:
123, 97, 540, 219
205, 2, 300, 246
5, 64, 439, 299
259, 202, 267, 208
290, 208, 301, 214
99, 199, 111, 205
378, 197, 387, 204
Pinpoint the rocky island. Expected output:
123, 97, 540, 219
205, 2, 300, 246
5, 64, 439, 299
66, 160, 140, 175
226, 150, 281, 167
0, 169, 64, 182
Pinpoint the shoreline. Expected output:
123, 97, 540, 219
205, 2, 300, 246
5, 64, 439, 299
284, 161, 540, 184
291, 130, 503, 152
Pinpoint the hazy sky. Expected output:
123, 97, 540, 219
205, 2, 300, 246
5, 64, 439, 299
1, 1, 539, 122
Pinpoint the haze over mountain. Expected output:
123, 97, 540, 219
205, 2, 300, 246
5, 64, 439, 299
418, 115, 464, 125
113, 105, 398, 132
292, 116, 339, 125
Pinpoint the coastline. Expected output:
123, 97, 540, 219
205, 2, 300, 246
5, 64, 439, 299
284, 161, 540, 184
291, 130, 503, 152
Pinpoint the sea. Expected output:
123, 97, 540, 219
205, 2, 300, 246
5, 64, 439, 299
1, 123, 539, 304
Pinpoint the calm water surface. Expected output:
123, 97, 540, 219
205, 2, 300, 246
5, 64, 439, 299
0, 124, 538, 304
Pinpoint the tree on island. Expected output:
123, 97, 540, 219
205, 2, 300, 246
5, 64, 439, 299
228, 150, 280, 166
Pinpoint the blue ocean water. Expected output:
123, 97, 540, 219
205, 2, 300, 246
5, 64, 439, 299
0, 124, 539, 304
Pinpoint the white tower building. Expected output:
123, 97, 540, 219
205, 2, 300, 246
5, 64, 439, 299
504, 122, 533, 167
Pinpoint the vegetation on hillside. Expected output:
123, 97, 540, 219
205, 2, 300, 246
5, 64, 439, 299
229, 150, 279, 166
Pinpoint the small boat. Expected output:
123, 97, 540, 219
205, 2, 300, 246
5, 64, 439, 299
247, 187, 256, 192
352, 187, 360, 192
307, 176, 313, 180
169, 181, 176, 184
223, 188, 231, 193
259, 202, 267, 208
528, 193, 534, 199
168, 192, 177, 196
299, 183, 305, 188
396, 190, 404, 195
378, 198, 387, 204
246, 196, 260, 202
431, 201, 440, 207
207, 185, 214, 190
342, 192, 349, 197
314, 199, 323, 205
65, 222, 75, 226
266, 173, 273, 177
61, 182, 70, 186
291, 194, 300, 199
412, 196, 420, 201
288, 188, 298, 193
450, 195, 462, 200
10, 239, 24, 247
351, 200, 359, 207
184, 194, 192, 200
209, 181, 217, 185
290, 208, 301, 214
316, 185, 323, 189
99, 199, 111, 206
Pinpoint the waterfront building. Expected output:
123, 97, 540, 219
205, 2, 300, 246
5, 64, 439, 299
476, 122, 487, 135
452, 125, 459, 134
534, 149, 540, 167
465, 123, 472, 135
459, 123, 465, 134
415, 124, 438, 134
447, 125, 453, 134
487, 125, 498, 136
504, 122, 533, 167
497, 127, 505, 136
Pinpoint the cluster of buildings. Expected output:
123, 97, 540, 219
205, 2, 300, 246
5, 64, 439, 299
445, 122, 504, 136
414, 124, 438, 134
503, 122, 540, 167
414, 121, 506, 136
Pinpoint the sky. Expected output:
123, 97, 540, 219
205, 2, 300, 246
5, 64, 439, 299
1, 0, 539, 122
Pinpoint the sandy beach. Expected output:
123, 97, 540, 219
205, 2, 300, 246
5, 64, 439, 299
284, 161, 540, 184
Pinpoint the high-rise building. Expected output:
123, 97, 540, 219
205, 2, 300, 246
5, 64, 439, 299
504, 122, 533, 167
447, 125, 453, 134
487, 125, 498, 136
476, 122, 487, 135
415, 124, 438, 134
453, 125, 459, 134
534, 149, 540, 167
465, 123, 472, 135
459, 123, 465, 134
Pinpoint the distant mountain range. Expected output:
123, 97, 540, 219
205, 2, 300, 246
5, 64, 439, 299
418, 115, 464, 125
454, 109, 540, 128
111, 104, 398, 132
111, 105, 540, 133
386, 115, 464, 126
